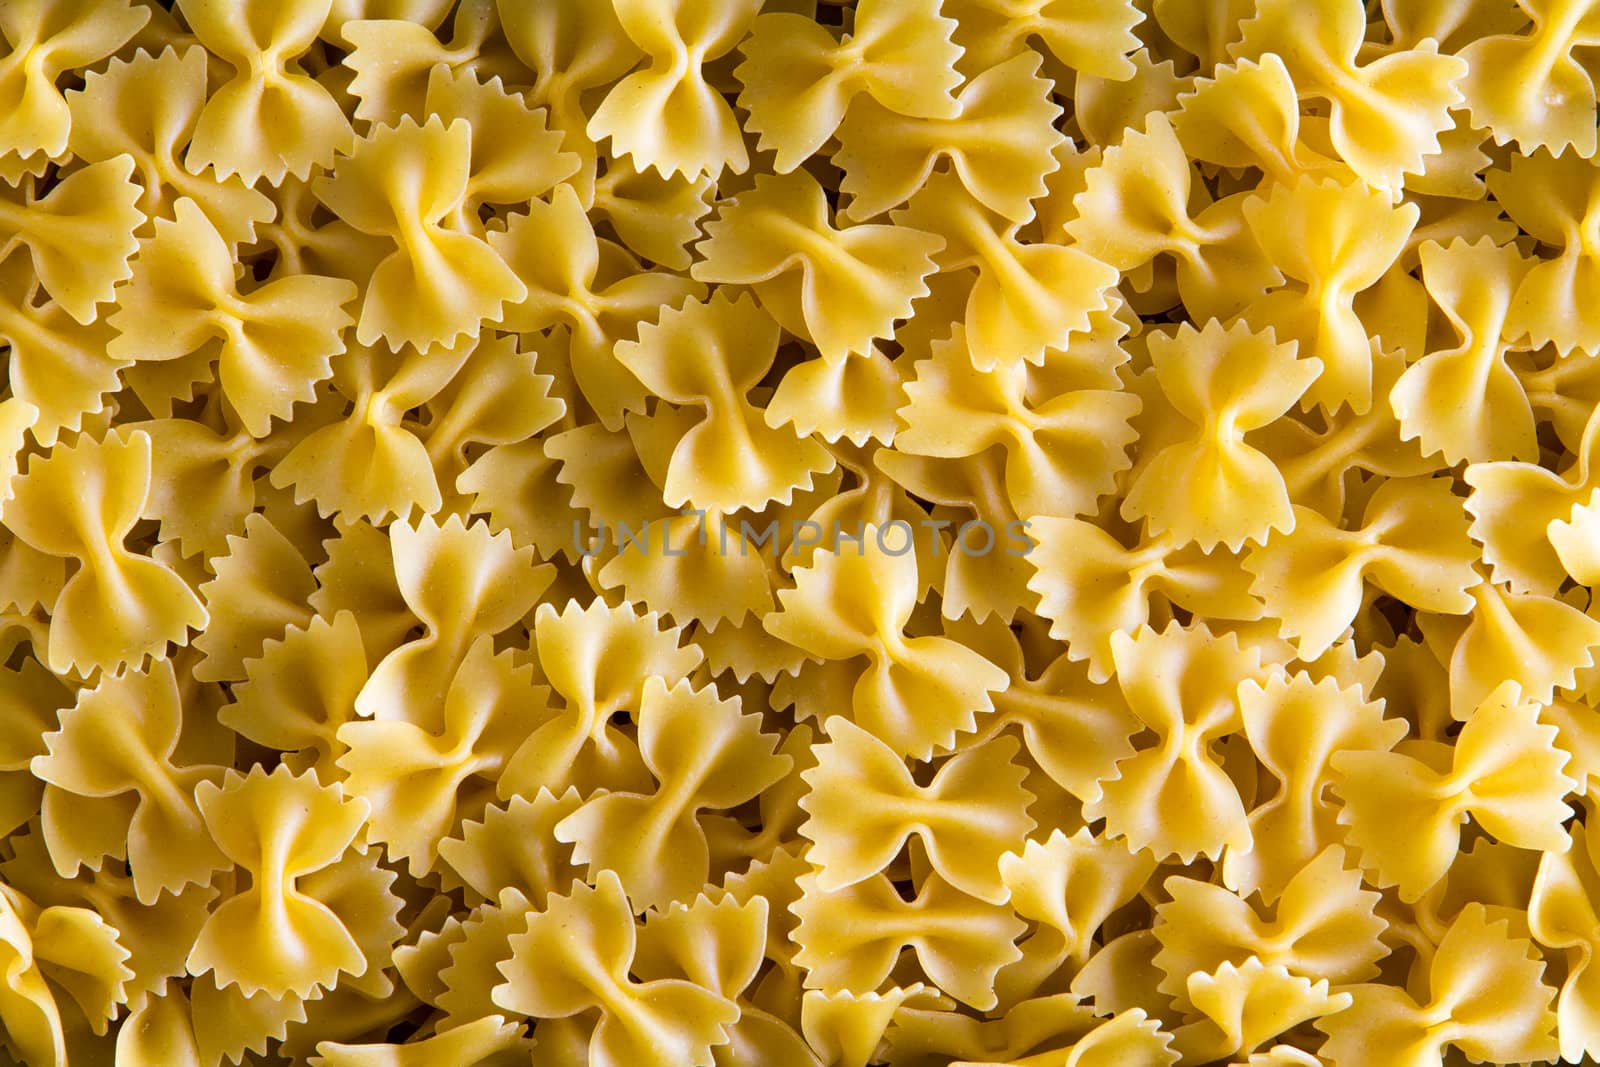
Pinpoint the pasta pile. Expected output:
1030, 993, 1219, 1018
5, 0, 1600, 1064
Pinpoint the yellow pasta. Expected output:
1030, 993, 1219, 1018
7, 1, 1600, 1063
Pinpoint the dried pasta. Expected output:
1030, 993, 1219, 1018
4, 2, 1600, 1065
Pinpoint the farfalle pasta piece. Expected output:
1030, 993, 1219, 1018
1447, 577, 1600, 713
487, 183, 703, 428
420, 331, 566, 494
1073, 48, 1192, 149
1331, 680, 1574, 901
311, 1015, 528, 1067
502, 598, 701, 796
339, 637, 542, 876
553, 677, 790, 910
763, 525, 1010, 759
892, 170, 1118, 370
108, 198, 357, 437
1530, 807, 1600, 1063
1230, 0, 1467, 194
0, 251, 124, 447
999, 829, 1157, 969
1083, 622, 1260, 862
421, 64, 579, 215
1457, 0, 1600, 158
1389, 237, 1539, 464
895, 326, 1139, 521
951, 1011, 1178, 1067
0, 0, 147, 160
1241, 176, 1418, 414
29, 660, 226, 903
1025, 518, 1262, 681
313, 115, 525, 352
707, 178, 940, 358
437, 789, 583, 907
355, 514, 551, 729
1122, 320, 1320, 551
493, 870, 740, 1067
586, 0, 761, 179
800, 719, 1033, 905
494, 0, 643, 195
176, 0, 353, 184
736, 0, 961, 173
0, 882, 133, 1067
191, 512, 316, 684
1154, 848, 1387, 1006
269, 338, 475, 523
66, 46, 275, 248
1317, 903, 1558, 1067
590, 155, 714, 271
129, 416, 268, 561
1490, 148, 1600, 354
1225, 673, 1406, 901
340, 0, 520, 123
221, 612, 367, 775
0, 158, 141, 325
966, 633, 1141, 804
944, 0, 1144, 79
1173, 958, 1351, 1064
1464, 401, 1600, 593
1171, 55, 1342, 184
833, 52, 1063, 225
1066, 113, 1280, 322
692, 169, 944, 363
186, 765, 371, 998
2, 427, 206, 675
614, 291, 834, 512
1243, 476, 1480, 659
791, 870, 1025, 1011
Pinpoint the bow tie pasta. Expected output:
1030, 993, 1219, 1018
5, 1, 1600, 1064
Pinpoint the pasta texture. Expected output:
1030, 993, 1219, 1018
3, 1, 1600, 1065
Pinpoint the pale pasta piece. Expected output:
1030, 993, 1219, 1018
944, 0, 1143, 80
736, 0, 962, 173
763, 525, 1010, 760
1225, 673, 1406, 901
895, 326, 1139, 522
1231, 0, 1468, 194
492, 871, 740, 1067
587, 0, 761, 180
892, 169, 1118, 371
1172, 959, 1351, 1064
1317, 904, 1559, 1067
186, 765, 373, 998
553, 677, 790, 910
800, 718, 1033, 904
339, 638, 542, 875
1121, 320, 1320, 551
108, 198, 358, 437
0, 0, 147, 160
1389, 237, 1540, 465
0, 158, 141, 326
614, 291, 835, 512
1457, 0, 1600, 159
313, 116, 525, 352
177, 0, 353, 184
1332, 680, 1575, 902
3, 428, 206, 675
790, 870, 1025, 1012
1082, 622, 1262, 863
487, 182, 704, 429
355, 515, 550, 729
1241, 175, 1418, 414
692, 169, 944, 363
